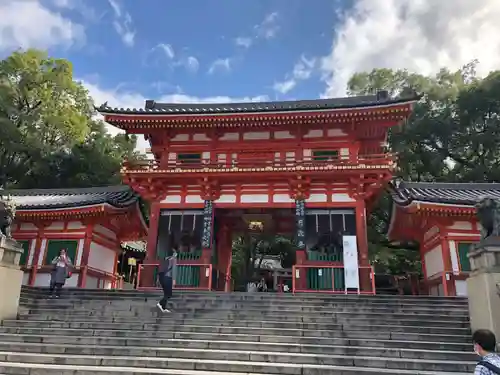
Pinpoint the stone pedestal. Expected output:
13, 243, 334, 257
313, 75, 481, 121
0, 237, 24, 322
466, 237, 500, 338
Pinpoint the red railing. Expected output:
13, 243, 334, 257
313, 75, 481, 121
136, 262, 213, 291
82, 266, 123, 289
124, 154, 395, 173
292, 264, 375, 295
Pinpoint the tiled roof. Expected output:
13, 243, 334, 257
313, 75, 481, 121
0, 185, 140, 210
388, 181, 500, 206
96, 92, 419, 115
121, 241, 146, 252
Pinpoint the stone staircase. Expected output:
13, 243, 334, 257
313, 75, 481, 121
0, 286, 474, 374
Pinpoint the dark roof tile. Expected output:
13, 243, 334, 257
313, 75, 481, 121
97, 93, 420, 115
388, 181, 500, 206
0, 185, 139, 210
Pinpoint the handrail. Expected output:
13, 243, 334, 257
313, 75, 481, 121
124, 154, 395, 172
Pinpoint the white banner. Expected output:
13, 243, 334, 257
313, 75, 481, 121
342, 235, 359, 290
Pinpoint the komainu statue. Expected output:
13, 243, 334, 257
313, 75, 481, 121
0, 196, 16, 239
476, 196, 500, 240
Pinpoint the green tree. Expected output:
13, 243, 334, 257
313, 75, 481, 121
0, 49, 143, 189
0, 49, 92, 188
348, 62, 500, 275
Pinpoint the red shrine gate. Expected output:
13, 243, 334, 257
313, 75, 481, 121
98, 92, 418, 293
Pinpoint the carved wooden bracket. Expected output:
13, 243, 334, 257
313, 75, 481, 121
127, 177, 169, 201
288, 175, 311, 200
350, 173, 391, 201
199, 177, 221, 201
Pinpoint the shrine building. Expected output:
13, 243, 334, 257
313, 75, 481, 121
2, 186, 147, 289
98, 92, 418, 293
387, 180, 500, 297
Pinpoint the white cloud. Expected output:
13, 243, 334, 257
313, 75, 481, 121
273, 55, 317, 94
183, 56, 200, 73
155, 43, 175, 60
322, 0, 500, 97
235, 37, 252, 49
208, 58, 232, 75
255, 12, 279, 39
107, 0, 135, 47
83, 80, 268, 152
0, 0, 85, 51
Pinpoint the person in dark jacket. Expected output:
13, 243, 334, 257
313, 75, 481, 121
49, 248, 73, 298
156, 249, 177, 313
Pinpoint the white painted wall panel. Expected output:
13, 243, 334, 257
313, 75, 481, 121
37, 239, 47, 266
449, 240, 459, 273
67, 221, 85, 229
94, 225, 117, 241
243, 132, 270, 140
46, 222, 64, 230
22, 272, 29, 286
240, 194, 269, 203
332, 193, 354, 202
88, 242, 116, 275
27, 240, 36, 267
424, 245, 443, 277
306, 194, 328, 203
455, 280, 468, 296
448, 221, 473, 230
215, 195, 237, 203
19, 223, 37, 231
162, 195, 182, 204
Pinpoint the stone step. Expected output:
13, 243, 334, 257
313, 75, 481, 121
0, 339, 478, 361
18, 304, 470, 317
0, 350, 475, 373
0, 332, 473, 353
7, 318, 470, 336
18, 295, 469, 308
15, 309, 470, 323
15, 314, 470, 328
19, 288, 469, 303
0, 325, 470, 343
21, 299, 469, 315
0, 361, 472, 375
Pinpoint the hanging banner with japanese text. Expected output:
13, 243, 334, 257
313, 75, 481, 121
201, 200, 214, 249
295, 199, 306, 250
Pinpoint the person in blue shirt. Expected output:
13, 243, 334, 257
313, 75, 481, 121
473, 329, 500, 375
156, 249, 177, 313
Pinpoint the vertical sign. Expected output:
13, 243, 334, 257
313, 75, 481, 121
342, 235, 359, 290
295, 199, 306, 250
201, 200, 213, 249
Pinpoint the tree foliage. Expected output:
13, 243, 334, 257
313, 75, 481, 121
348, 61, 500, 275
0, 49, 143, 189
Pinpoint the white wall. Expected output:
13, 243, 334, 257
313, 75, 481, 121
424, 245, 444, 278
87, 241, 116, 275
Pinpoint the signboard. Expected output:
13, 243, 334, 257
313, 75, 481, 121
201, 200, 214, 249
295, 200, 306, 250
342, 235, 359, 290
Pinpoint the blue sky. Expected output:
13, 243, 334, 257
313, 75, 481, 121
0, 0, 497, 115
39, 0, 346, 103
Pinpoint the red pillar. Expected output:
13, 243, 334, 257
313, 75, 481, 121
140, 201, 161, 287
77, 225, 93, 288
355, 200, 372, 292
28, 223, 48, 286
